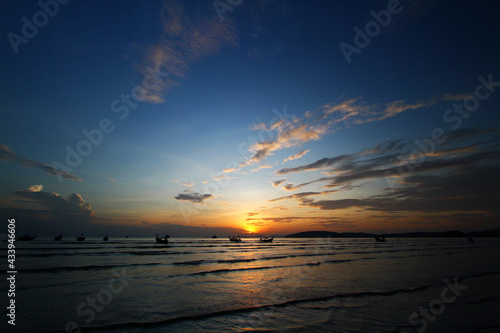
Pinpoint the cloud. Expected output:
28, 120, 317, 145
139, 0, 237, 103
27, 184, 43, 192
223, 168, 237, 173
247, 215, 354, 226
0, 144, 82, 182
249, 118, 328, 163
174, 190, 213, 203
307, 198, 367, 210
269, 128, 500, 224
283, 149, 310, 163
282, 183, 315, 191
245, 93, 459, 166
256, 216, 307, 223
319, 97, 366, 121
212, 175, 234, 181
13, 186, 94, 217
305, 163, 500, 216
270, 179, 287, 187
317, 93, 470, 126
269, 191, 335, 203
276, 154, 353, 175
173, 180, 195, 187
276, 128, 500, 190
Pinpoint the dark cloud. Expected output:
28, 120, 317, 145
276, 127, 500, 190
270, 179, 287, 187
2, 186, 96, 235
441, 127, 500, 144
174, 191, 213, 203
13, 186, 93, 217
270, 128, 500, 226
307, 199, 366, 210
291, 164, 500, 227
276, 155, 353, 175
0, 144, 82, 181
269, 190, 336, 203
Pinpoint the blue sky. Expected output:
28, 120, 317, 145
1, 0, 500, 237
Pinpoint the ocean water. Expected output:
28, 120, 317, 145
4, 237, 500, 332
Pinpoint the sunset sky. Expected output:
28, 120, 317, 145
1, 0, 500, 237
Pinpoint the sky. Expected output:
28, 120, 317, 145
1, 0, 500, 237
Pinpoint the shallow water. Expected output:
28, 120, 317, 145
4, 237, 500, 332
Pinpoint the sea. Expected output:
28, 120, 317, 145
3, 237, 500, 333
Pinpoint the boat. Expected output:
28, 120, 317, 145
103, 236, 109, 241
211, 235, 217, 239
260, 236, 274, 243
77, 233, 85, 241
155, 233, 169, 244
17, 234, 36, 241
54, 235, 63, 241
229, 236, 242, 242
375, 236, 386, 242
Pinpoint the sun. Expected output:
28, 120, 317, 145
245, 226, 258, 234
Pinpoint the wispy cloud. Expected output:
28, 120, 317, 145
318, 93, 469, 126
248, 118, 328, 163
174, 180, 194, 187
270, 178, 287, 187
269, 128, 500, 224
0, 144, 82, 182
212, 175, 234, 181
139, 0, 237, 103
223, 167, 239, 173
245, 93, 467, 167
276, 154, 353, 175
283, 149, 310, 163
269, 190, 336, 203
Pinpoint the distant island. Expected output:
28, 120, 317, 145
285, 230, 500, 238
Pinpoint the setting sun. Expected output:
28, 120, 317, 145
245, 226, 258, 234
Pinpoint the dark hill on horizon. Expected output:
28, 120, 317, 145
285, 230, 500, 238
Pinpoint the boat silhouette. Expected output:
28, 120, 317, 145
155, 233, 169, 244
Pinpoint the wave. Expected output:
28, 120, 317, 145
177, 259, 353, 277
52, 284, 436, 332
17, 250, 443, 275
467, 296, 500, 305
47, 269, 500, 333
19, 262, 163, 274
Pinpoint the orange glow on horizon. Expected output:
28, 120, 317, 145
245, 225, 258, 234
